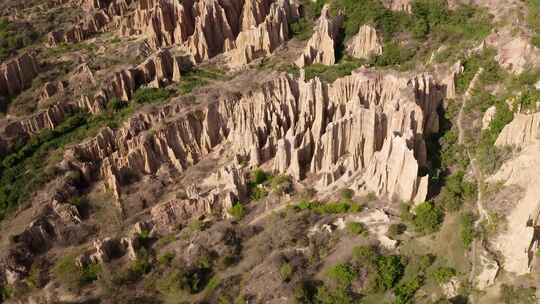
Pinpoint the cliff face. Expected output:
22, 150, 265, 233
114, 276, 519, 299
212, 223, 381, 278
63, 68, 443, 208
0, 53, 39, 98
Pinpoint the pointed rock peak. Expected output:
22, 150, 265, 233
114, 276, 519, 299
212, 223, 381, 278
295, 4, 343, 68
347, 24, 383, 59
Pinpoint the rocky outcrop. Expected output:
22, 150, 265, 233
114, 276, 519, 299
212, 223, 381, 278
347, 24, 382, 59
119, 0, 196, 48
40, 81, 67, 103
488, 142, 539, 275
65, 68, 443, 210
47, 11, 112, 46
81, 0, 132, 15
0, 52, 39, 97
295, 5, 342, 67
1, 103, 75, 141
229, 0, 292, 67
482, 105, 496, 130
442, 61, 463, 99
185, 0, 238, 62
362, 135, 427, 203
485, 27, 540, 75
495, 112, 540, 148
78, 49, 181, 113
382, 0, 412, 13
48, 0, 132, 46
118, 0, 296, 65
1, 175, 84, 284
151, 191, 219, 233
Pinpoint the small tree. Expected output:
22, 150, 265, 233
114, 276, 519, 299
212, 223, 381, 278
228, 202, 246, 220
326, 263, 357, 287
413, 202, 444, 233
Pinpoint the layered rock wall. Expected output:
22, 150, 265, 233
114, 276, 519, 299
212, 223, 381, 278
0, 53, 39, 97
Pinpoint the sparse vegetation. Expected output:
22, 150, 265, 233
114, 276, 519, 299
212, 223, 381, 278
279, 262, 294, 282
133, 87, 171, 104
303, 56, 365, 82
500, 284, 537, 304
429, 266, 456, 284
346, 221, 367, 235
178, 68, 226, 94
294, 200, 362, 214
527, 0, 540, 47
0, 18, 39, 61
52, 255, 101, 291
388, 223, 407, 238
459, 212, 475, 248
228, 202, 246, 220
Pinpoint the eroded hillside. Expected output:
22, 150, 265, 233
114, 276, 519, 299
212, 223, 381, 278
0, 0, 540, 303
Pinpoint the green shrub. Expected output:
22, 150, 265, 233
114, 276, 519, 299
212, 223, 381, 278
250, 168, 268, 185
250, 186, 268, 201
371, 41, 415, 67
376, 255, 405, 290
289, 18, 314, 41
387, 223, 406, 238
178, 68, 225, 94
228, 202, 246, 220
528, 0, 540, 48
438, 171, 476, 212
157, 266, 213, 296
430, 267, 456, 284
339, 188, 354, 200
133, 87, 171, 104
413, 202, 444, 233
352, 245, 379, 266
304, 57, 364, 82
52, 255, 100, 290
279, 262, 294, 282
270, 174, 292, 195
394, 276, 422, 304
129, 249, 152, 278
108, 98, 127, 111
326, 263, 357, 287
316, 202, 350, 214
331, 0, 405, 40
158, 252, 176, 266
0, 285, 12, 301
459, 212, 475, 248
399, 203, 415, 222
314, 285, 356, 304
346, 222, 367, 235
293, 200, 362, 214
